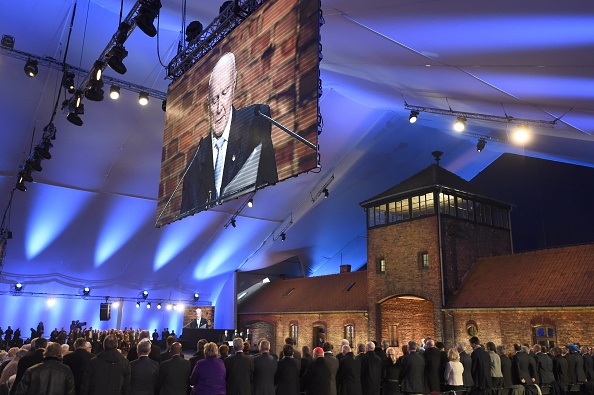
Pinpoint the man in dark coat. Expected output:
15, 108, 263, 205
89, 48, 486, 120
126, 331, 160, 363
225, 337, 254, 395
63, 338, 95, 395
159, 336, 177, 363
551, 347, 570, 386
361, 342, 383, 395
15, 342, 75, 395
399, 341, 425, 395
323, 343, 339, 395
470, 336, 492, 390
253, 340, 277, 395
80, 334, 131, 395
275, 345, 300, 395
10, 337, 47, 395
302, 347, 332, 395
533, 344, 555, 385
496, 345, 513, 388
336, 345, 362, 395
423, 339, 442, 394
581, 346, 594, 382
157, 342, 189, 395
129, 341, 159, 395
457, 343, 474, 391
512, 344, 536, 385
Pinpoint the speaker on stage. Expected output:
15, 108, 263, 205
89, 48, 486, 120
100, 303, 111, 321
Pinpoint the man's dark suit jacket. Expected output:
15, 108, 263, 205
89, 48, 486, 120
573, 352, 586, 383
130, 356, 159, 395
583, 353, 594, 381
499, 354, 513, 388
302, 357, 331, 395
323, 352, 339, 395
565, 352, 578, 384
471, 346, 492, 389
553, 355, 569, 386
63, 348, 95, 395
180, 104, 278, 215
224, 351, 254, 395
336, 352, 362, 395
10, 348, 44, 395
534, 352, 555, 385
361, 350, 382, 395
423, 347, 442, 392
275, 356, 300, 395
512, 351, 536, 385
158, 354, 190, 395
253, 352, 277, 395
187, 317, 209, 329
459, 351, 474, 388
399, 351, 425, 394
127, 343, 161, 363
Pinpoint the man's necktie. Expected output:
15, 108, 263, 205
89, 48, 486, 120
214, 138, 225, 198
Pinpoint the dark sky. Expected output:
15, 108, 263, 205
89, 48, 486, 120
471, 153, 594, 253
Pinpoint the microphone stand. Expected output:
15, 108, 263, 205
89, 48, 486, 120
254, 105, 317, 150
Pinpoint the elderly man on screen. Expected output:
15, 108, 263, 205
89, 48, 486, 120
180, 52, 278, 215
185, 308, 209, 329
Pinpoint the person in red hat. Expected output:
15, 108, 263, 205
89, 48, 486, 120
302, 347, 331, 395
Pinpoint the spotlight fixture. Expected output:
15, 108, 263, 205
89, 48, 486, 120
136, 301, 140, 308
157, 302, 162, 309
230, 218, 236, 228
107, 45, 128, 75
166, 303, 172, 310
19, 167, 33, 182
109, 85, 120, 100
83, 287, 90, 296
24, 59, 38, 78
139, 92, 149, 106
1, 34, 15, 49
476, 138, 487, 152
85, 79, 105, 102
15, 283, 23, 292
247, 198, 253, 208
66, 93, 84, 126
262, 277, 270, 284
61, 72, 76, 93
172, 304, 178, 310
323, 188, 329, 198
409, 110, 419, 124
35, 140, 53, 160
112, 300, 120, 308
194, 293, 199, 302
15, 176, 27, 192
92, 61, 104, 81
185, 20, 203, 43
47, 298, 56, 307
146, 302, 151, 309
136, 0, 162, 38
512, 125, 530, 144
142, 290, 149, 299
28, 157, 42, 172
453, 117, 466, 132
281, 232, 286, 242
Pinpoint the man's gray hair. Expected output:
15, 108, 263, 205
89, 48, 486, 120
408, 341, 418, 351
233, 337, 244, 351
456, 343, 466, 352
137, 340, 151, 354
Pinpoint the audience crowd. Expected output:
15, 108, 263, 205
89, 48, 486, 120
1, 327, 593, 395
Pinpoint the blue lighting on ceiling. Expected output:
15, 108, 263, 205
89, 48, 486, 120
26, 185, 92, 259
153, 218, 209, 271
95, 196, 153, 267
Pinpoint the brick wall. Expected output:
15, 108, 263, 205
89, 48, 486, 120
380, 296, 435, 347
443, 309, 594, 351
238, 312, 369, 355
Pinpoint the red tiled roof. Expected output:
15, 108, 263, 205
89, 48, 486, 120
448, 244, 594, 309
238, 270, 368, 314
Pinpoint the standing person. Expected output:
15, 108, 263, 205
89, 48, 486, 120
157, 342, 190, 395
444, 348, 464, 391
127, 331, 160, 363
496, 345, 513, 388
302, 347, 331, 395
129, 341, 159, 395
224, 337, 254, 395
323, 343, 339, 395
511, 344, 536, 385
252, 339, 276, 395
361, 341, 383, 395
80, 334, 131, 395
399, 341, 425, 395
423, 339, 442, 394
14, 342, 75, 395
301, 346, 313, 378
275, 345, 300, 395
336, 345, 362, 395
469, 336, 492, 390
63, 338, 95, 395
180, 52, 278, 215
36, 322, 44, 338
457, 343, 474, 392
551, 347, 569, 387
533, 344, 555, 385
284, 337, 301, 369
10, 337, 47, 395
581, 345, 594, 382
190, 342, 226, 395
486, 342, 503, 388
382, 347, 400, 395
159, 336, 177, 363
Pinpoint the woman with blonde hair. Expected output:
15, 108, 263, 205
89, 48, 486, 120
444, 348, 464, 391
383, 346, 401, 395
190, 341, 226, 395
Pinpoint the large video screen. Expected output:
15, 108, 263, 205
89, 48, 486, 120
156, 0, 320, 227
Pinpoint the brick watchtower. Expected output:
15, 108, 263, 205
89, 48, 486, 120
360, 154, 512, 344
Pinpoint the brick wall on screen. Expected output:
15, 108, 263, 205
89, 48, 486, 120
443, 310, 594, 350
239, 312, 369, 355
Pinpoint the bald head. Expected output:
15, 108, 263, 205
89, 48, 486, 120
208, 52, 237, 138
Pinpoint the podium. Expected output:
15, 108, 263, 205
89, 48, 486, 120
179, 328, 231, 350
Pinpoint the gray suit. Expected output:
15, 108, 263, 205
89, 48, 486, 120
158, 354, 190, 395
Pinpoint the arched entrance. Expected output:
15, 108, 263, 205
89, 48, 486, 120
379, 295, 434, 348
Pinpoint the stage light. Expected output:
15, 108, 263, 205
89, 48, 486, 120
166, 303, 172, 310
263, 277, 270, 284
136, 0, 162, 38
220, 1, 233, 14
61, 72, 75, 93
83, 287, 90, 296
409, 110, 419, 124
24, 59, 38, 78
107, 45, 128, 75
142, 290, 149, 299
139, 92, 149, 106
453, 117, 466, 132
177, 303, 184, 310
512, 125, 530, 144
146, 302, 151, 309
248, 198, 253, 208
476, 138, 487, 152
47, 298, 56, 307
157, 302, 162, 309
281, 232, 286, 242
194, 293, 199, 302
15, 283, 23, 292
109, 85, 120, 100
136, 301, 140, 308
28, 158, 42, 172
323, 188, 329, 198
66, 94, 84, 126
35, 140, 53, 160
19, 168, 33, 183
185, 20, 203, 43
92, 61, 104, 81
230, 218, 236, 228
85, 80, 105, 102
15, 176, 27, 192
1, 34, 15, 49
112, 301, 120, 308
173, 304, 178, 310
